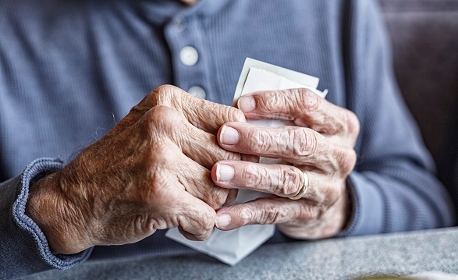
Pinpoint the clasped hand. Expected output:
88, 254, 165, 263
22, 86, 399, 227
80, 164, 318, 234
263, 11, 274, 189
213, 88, 360, 239
27, 85, 359, 255
27, 85, 246, 254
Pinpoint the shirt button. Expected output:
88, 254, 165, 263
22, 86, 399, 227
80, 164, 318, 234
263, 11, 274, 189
180, 46, 199, 66
174, 18, 187, 32
188, 86, 206, 99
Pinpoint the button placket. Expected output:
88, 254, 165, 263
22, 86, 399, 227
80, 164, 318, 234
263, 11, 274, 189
165, 14, 213, 101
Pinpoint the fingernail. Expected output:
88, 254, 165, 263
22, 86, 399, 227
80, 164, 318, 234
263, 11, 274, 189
220, 126, 239, 145
238, 96, 256, 112
216, 214, 231, 229
216, 164, 234, 182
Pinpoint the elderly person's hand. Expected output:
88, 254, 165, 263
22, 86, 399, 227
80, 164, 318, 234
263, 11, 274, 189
26, 85, 246, 254
212, 88, 360, 239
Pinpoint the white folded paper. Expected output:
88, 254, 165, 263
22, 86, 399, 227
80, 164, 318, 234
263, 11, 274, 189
166, 58, 327, 265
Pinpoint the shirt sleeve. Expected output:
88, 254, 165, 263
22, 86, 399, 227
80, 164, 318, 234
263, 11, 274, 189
0, 158, 92, 279
337, 0, 455, 237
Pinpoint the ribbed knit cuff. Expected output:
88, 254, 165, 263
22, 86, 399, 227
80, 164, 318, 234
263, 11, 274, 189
336, 172, 385, 237
13, 158, 92, 270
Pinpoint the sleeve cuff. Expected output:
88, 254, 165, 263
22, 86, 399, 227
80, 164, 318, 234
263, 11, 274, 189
13, 158, 92, 270
336, 171, 385, 237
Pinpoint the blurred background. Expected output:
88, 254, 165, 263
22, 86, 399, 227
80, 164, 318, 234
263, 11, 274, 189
379, 0, 458, 219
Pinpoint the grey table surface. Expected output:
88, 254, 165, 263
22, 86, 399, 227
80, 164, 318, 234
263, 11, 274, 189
20, 227, 458, 280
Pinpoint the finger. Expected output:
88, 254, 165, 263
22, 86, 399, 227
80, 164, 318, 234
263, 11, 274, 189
238, 89, 359, 142
142, 166, 216, 241
278, 190, 350, 239
177, 120, 243, 170
147, 139, 237, 209
212, 160, 339, 205
212, 161, 312, 200
114, 85, 247, 135
173, 150, 238, 209
214, 190, 348, 238
143, 105, 242, 170
217, 122, 357, 174
215, 197, 310, 231
174, 192, 217, 241
152, 85, 248, 134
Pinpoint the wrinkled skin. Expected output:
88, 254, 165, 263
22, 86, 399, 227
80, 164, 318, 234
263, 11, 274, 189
26, 85, 246, 254
212, 88, 360, 239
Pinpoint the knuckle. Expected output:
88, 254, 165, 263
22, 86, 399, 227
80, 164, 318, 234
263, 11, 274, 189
252, 92, 270, 112
254, 91, 285, 115
152, 85, 184, 108
343, 149, 358, 175
195, 208, 215, 228
146, 105, 173, 124
276, 167, 302, 197
292, 129, 317, 158
240, 207, 255, 224
295, 88, 320, 112
250, 130, 274, 154
344, 110, 360, 139
200, 210, 216, 232
297, 204, 320, 221
335, 147, 357, 176
207, 188, 230, 209
323, 184, 341, 205
151, 104, 173, 117
145, 106, 186, 134
155, 84, 177, 99
140, 108, 164, 141
259, 204, 286, 224
240, 165, 265, 188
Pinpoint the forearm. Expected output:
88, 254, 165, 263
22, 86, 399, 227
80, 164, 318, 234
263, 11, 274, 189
0, 158, 91, 279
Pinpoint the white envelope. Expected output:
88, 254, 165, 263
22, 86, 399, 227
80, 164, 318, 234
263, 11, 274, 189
166, 58, 327, 265
166, 188, 274, 265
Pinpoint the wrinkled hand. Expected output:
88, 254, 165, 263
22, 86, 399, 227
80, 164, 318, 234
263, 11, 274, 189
26, 85, 246, 254
212, 88, 360, 239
